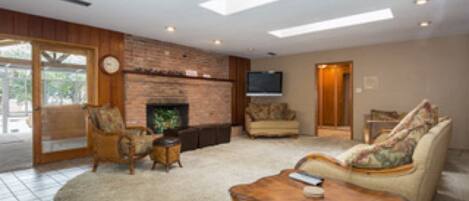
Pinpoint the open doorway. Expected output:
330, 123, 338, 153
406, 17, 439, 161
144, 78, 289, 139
315, 61, 353, 140
0, 38, 33, 172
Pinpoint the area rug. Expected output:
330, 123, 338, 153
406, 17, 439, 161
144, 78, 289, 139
55, 136, 357, 201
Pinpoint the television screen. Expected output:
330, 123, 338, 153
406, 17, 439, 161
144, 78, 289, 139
247, 72, 282, 96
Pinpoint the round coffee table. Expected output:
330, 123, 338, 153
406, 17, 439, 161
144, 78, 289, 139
150, 136, 183, 172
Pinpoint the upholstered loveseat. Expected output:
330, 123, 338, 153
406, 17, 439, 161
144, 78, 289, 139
245, 103, 299, 138
296, 100, 451, 201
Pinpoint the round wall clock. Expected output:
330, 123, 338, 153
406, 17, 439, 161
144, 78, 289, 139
100, 55, 121, 74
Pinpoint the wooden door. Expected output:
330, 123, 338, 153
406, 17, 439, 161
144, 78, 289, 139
318, 64, 351, 127
32, 42, 96, 164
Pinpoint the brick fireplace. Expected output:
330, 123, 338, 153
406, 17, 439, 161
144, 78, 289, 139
124, 35, 232, 128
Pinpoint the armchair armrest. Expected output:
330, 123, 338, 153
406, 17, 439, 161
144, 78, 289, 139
245, 113, 253, 129
126, 126, 155, 136
295, 153, 415, 176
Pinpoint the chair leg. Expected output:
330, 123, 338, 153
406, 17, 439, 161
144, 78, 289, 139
165, 165, 169, 173
152, 161, 157, 170
129, 159, 135, 175
178, 160, 183, 168
92, 158, 99, 173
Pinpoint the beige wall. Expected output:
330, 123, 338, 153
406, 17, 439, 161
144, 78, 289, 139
252, 34, 469, 149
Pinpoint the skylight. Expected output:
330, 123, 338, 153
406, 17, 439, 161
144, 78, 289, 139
269, 9, 394, 38
199, 0, 278, 16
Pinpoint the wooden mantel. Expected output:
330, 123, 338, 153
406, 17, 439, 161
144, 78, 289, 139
123, 69, 234, 83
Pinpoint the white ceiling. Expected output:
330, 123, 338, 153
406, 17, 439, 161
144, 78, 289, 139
0, 0, 468, 58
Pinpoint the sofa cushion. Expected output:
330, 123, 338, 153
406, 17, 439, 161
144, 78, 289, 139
249, 120, 299, 129
269, 103, 287, 120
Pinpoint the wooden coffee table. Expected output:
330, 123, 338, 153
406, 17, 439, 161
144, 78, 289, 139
229, 169, 405, 201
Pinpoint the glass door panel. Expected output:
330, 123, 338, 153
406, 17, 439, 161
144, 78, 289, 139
39, 49, 88, 153
0, 39, 33, 172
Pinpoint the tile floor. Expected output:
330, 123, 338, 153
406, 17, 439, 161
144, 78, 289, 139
0, 158, 90, 201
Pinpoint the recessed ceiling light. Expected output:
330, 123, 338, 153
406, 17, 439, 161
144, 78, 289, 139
165, 26, 176, 32
419, 21, 431, 27
269, 8, 394, 38
415, 0, 429, 5
199, 0, 279, 16
248, 48, 255, 51
213, 40, 222, 45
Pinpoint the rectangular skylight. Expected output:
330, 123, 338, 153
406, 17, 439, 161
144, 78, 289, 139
269, 9, 394, 38
199, 0, 279, 16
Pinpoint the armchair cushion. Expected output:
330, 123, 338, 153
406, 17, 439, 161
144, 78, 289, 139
96, 106, 125, 133
120, 135, 153, 156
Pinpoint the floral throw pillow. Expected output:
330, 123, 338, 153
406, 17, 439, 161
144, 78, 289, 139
247, 103, 270, 121
389, 99, 437, 138
96, 106, 125, 133
346, 125, 427, 169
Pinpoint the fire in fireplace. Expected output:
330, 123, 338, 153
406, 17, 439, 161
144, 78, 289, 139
146, 103, 189, 134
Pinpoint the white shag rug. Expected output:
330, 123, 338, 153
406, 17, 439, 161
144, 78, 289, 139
55, 136, 357, 201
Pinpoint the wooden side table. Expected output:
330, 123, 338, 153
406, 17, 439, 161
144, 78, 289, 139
229, 169, 405, 201
150, 137, 183, 172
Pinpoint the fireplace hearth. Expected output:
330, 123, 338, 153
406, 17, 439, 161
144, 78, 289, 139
146, 103, 189, 134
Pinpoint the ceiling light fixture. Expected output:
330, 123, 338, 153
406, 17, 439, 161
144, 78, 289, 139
199, 0, 279, 16
419, 21, 431, 27
269, 8, 394, 38
165, 26, 176, 32
213, 40, 222, 45
248, 48, 255, 51
415, 0, 429, 5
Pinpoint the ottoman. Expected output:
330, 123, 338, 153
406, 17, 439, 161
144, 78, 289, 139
151, 137, 183, 172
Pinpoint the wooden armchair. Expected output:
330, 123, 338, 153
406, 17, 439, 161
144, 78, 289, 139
84, 104, 157, 175
363, 110, 405, 144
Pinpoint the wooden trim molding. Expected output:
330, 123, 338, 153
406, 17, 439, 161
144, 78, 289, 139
294, 153, 415, 176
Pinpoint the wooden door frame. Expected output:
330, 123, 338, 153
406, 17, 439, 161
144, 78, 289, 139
32, 41, 98, 165
315, 61, 354, 140
0, 33, 99, 165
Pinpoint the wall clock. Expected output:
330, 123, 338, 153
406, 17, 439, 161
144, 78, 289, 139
100, 55, 120, 74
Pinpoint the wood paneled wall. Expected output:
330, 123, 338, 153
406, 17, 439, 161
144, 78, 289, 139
229, 56, 251, 127
0, 8, 125, 112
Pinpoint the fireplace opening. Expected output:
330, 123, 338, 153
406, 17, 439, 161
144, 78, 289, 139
146, 103, 189, 134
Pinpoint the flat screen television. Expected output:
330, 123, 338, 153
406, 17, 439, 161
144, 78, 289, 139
246, 71, 282, 96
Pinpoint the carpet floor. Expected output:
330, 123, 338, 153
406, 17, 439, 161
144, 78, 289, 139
54, 136, 357, 201
54, 135, 468, 201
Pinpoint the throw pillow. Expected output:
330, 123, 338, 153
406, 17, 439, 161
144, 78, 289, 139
346, 125, 427, 169
247, 103, 270, 121
269, 103, 287, 120
96, 106, 125, 133
389, 99, 437, 138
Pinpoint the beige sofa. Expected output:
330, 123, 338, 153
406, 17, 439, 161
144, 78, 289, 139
245, 103, 300, 138
296, 119, 452, 201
